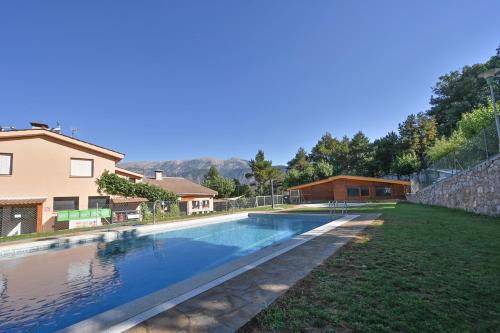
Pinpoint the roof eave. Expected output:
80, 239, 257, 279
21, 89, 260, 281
0, 129, 124, 161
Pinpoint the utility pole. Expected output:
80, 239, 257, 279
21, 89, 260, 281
478, 68, 500, 152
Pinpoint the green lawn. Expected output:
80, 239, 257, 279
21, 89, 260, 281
240, 202, 500, 333
0, 204, 295, 244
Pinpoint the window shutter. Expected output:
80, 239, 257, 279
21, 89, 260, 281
70, 159, 93, 177
0, 154, 12, 175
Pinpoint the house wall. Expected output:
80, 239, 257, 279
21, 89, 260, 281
299, 179, 409, 202
0, 136, 117, 231
181, 196, 214, 215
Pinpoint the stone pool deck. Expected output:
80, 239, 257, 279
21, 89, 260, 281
126, 213, 380, 333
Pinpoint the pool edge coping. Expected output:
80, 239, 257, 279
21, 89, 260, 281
57, 214, 359, 333
0, 212, 252, 258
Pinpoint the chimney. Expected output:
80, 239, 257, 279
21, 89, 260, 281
155, 170, 163, 180
30, 122, 49, 130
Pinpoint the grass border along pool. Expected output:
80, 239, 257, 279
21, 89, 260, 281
240, 202, 500, 333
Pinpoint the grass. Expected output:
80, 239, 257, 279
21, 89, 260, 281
0, 204, 296, 244
240, 202, 500, 333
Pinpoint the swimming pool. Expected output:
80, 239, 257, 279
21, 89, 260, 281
0, 213, 337, 332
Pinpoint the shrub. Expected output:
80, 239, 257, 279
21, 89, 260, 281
140, 202, 152, 220
97, 170, 177, 202
165, 203, 180, 217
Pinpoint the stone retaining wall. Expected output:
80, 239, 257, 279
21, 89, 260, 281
407, 155, 500, 216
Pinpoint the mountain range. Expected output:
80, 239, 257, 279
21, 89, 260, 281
119, 157, 286, 184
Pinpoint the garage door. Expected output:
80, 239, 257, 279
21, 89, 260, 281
0, 206, 38, 237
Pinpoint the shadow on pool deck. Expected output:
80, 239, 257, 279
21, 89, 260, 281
125, 213, 380, 333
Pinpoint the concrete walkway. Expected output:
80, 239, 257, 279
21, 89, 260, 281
126, 213, 379, 333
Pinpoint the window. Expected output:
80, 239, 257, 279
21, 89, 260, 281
375, 186, 392, 197
361, 187, 370, 196
192, 201, 200, 209
202, 200, 209, 208
88, 196, 109, 209
53, 197, 79, 211
0, 153, 12, 175
70, 158, 93, 177
347, 187, 360, 197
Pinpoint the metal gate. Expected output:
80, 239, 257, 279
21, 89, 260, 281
0, 206, 38, 237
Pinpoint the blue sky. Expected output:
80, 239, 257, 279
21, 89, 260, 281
1, 1, 499, 164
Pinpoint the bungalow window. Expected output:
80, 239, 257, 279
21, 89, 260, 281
202, 200, 209, 208
88, 196, 110, 209
360, 187, 370, 196
53, 197, 79, 211
192, 201, 200, 209
0, 153, 13, 175
375, 186, 392, 197
70, 158, 93, 177
347, 187, 360, 197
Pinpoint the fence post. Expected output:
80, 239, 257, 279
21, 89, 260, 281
483, 128, 489, 160
270, 179, 275, 209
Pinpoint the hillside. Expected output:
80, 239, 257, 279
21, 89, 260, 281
119, 157, 285, 184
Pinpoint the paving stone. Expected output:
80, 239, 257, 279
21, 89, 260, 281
125, 214, 379, 333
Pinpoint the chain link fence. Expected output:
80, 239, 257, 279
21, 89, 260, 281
213, 195, 285, 213
412, 121, 499, 191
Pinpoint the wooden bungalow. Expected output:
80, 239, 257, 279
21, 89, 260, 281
288, 175, 411, 202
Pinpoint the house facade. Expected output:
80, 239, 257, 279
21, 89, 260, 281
144, 170, 217, 215
288, 175, 411, 202
0, 124, 141, 235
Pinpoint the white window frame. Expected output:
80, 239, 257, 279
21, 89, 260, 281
70, 158, 94, 178
0, 153, 13, 176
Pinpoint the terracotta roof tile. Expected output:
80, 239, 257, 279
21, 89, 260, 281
0, 197, 46, 205
144, 177, 217, 196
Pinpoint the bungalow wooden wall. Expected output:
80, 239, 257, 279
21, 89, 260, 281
300, 179, 408, 202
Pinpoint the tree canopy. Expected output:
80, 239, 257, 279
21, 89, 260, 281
201, 166, 253, 198
428, 54, 500, 136
201, 165, 236, 198
248, 150, 283, 195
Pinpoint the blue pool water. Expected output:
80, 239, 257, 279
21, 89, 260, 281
0, 213, 333, 332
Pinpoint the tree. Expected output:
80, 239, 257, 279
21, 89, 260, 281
309, 133, 338, 163
232, 179, 252, 197
287, 147, 310, 172
415, 113, 438, 167
348, 131, 373, 176
392, 152, 421, 176
398, 114, 420, 153
313, 161, 333, 179
248, 150, 283, 195
309, 133, 349, 175
427, 53, 500, 136
426, 131, 465, 163
204, 165, 219, 182
426, 101, 497, 162
201, 166, 236, 198
457, 100, 497, 139
397, 113, 437, 169
372, 131, 400, 176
